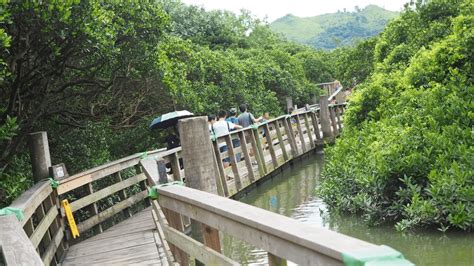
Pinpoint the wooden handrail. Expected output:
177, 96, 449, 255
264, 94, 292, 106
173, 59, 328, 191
156, 185, 377, 265
0, 215, 43, 265
9, 181, 52, 226
4, 180, 66, 265
2, 92, 349, 265
58, 148, 166, 194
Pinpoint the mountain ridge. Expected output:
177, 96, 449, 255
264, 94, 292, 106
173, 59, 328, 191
270, 5, 399, 49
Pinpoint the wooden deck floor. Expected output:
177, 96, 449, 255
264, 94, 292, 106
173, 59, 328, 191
62, 208, 167, 265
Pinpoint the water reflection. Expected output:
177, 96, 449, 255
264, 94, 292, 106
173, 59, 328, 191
223, 153, 474, 266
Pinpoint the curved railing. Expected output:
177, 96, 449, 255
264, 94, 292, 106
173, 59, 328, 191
0, 100, 373, 266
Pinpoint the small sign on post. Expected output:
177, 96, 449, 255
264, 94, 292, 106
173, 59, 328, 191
49, 163, 69, 180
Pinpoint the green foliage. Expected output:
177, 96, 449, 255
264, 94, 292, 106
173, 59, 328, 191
329, 37, 377, 87
270, 5, 399, 49
0, 0, 335, 207
319, 0, 474, 231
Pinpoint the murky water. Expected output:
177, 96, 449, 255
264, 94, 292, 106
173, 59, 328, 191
223, 153, 474, 265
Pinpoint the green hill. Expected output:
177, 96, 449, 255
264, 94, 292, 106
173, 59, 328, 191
270, 5, 399, 49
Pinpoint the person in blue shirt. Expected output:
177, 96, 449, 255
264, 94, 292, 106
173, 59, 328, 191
226, 108, 239, 124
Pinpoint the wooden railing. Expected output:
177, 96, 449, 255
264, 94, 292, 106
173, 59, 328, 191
0, 100, 354, 265
213, 103, 346, 197
2, 181, 65, 265
150, 184, 390, 265
55, 149, 168, 241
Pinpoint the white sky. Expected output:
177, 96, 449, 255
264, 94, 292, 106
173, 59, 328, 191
181, 0, 409, 22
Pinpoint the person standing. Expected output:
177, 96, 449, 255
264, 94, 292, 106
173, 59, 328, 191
237, 104, 261, 128
212, 110, 242, 168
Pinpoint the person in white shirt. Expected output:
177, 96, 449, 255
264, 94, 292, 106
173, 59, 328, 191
210, 110, 242, 167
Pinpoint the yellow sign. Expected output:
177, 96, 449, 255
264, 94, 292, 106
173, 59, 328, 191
62, 199, 80, 239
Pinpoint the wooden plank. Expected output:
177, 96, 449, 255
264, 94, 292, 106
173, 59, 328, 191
248, 129, 265, 177
41, 225, 64, 265
9, 181, 52, 226
57, 149, 166, 195
162, 208, 189, 265
152, 202, 177, 265
253, 129, 267, 175
0, 215, 43, 265
87, 183, 103, 233
30, 204, 58, 248
329, 107, 339, 136
274, 121, 288, 161
158, 185, 377, 265
136, 164, 151, 207
69, 173, 146, 212
335, 106, 343, 131
310, 112, 322, 140
224, 134, 242, 190
77, 190, 147, 233
34, 200, 53, 256
238, 130, 255, 182
304, 113, 315, 148
163, 225, 238, 266
63, 242, 160, 264
295, 115, 306, 153
115, 172, 133, 218
212, 141, 229, 197
141, 158, 159, 185
283, 118, 298, 157
169, 152, 182, 181
264, 123, 279, 169
66, 231, 154, 258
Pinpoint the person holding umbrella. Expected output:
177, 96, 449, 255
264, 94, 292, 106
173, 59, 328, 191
150, 110, 194, 173
149, 110, 194, 150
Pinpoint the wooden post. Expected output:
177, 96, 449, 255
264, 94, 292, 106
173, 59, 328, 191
157, 159, 168, 184
310, 112, 322, 140
311, 94, 318, 105
224, 135, 242, 191
283, 118, 298, 157
169, 153, 182, 182
115, 172, 132, 218
303, 113, 315, 148
274, 121, 288, 161
248, 130, 265, 178
178, 116, 221, 258
162, 208, 190, 265
335, 106, 343, 131
329, 107, 339, 136
210, 143, 225, 197
29, 131, 52, 183
319, 96, 333, 140
286, 97, 293, 113
238, 130, 255, 183
253, 128, 267, 174
212, 141, 229, 197
295, 115, 306, 153
263, 123, 278, 169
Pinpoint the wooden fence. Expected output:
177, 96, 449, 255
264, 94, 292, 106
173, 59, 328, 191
0, 101, 359, 265
148, 184, 406, 265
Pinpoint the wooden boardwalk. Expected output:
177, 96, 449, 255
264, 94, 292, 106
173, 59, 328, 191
62, 208, 168, 265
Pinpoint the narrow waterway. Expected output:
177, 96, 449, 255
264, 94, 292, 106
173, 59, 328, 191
222, 152, 474, 265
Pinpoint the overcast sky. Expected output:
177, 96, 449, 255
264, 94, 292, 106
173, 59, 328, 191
181, 0, 409, 22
